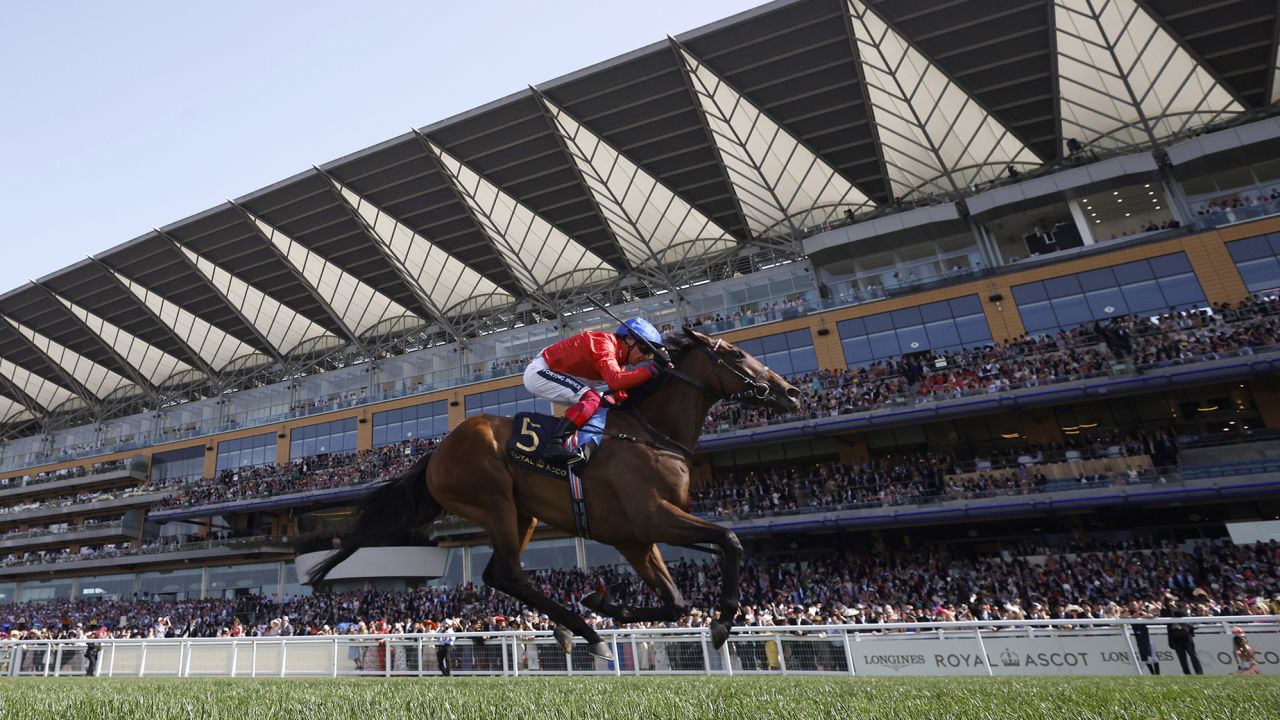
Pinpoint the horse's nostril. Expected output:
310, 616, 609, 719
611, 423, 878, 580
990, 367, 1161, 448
786, 387, 801, 400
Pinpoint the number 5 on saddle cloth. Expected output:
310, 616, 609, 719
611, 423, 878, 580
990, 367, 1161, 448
506, 408, 609, 538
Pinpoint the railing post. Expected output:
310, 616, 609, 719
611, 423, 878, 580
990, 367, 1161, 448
973, 627, 993, 676
842, 629, 856, 676
720, 637, 733, 676
331, 638, 339, 678
501, 635, 510, 676
43, 641, 53, 677
229, 640, 238, 677
776, 634, 787, 675
250, 639, 258, 677
612, 635, 622, 677
106, 642, 116, 677
138, 641, 147, 677
51, 642, 61, 677
383, 638, 391, 678
630, 634, 640, 676
280, 638, 288, 677
1121, 623, 1144, 675
417, 637, 424, 677
700, 630, 712, 675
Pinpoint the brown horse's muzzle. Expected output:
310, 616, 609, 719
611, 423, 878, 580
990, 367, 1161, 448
764, 372, 803, 414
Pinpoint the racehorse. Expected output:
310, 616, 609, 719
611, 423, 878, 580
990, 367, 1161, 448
307, 327, 801, 660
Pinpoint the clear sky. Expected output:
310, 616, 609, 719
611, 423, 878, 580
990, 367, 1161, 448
0, 0, 760, 295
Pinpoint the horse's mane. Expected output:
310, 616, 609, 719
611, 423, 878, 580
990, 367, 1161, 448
662, 331, 696, 358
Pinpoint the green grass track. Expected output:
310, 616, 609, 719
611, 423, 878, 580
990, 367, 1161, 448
1, 675, 1277, 719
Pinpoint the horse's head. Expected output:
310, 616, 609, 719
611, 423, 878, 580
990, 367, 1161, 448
670, 327, 802, 414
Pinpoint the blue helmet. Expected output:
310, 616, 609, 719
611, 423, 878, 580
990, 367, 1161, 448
615, 318, 664, 348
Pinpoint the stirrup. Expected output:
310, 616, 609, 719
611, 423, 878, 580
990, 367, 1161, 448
541, 442, 579, 463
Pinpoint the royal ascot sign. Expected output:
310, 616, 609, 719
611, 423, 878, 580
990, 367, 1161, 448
847, 626, 1280, 676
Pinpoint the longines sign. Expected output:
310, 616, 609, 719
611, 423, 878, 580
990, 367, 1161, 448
850, 628, 1279, 676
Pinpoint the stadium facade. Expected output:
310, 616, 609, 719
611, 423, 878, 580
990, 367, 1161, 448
1, 0, 1280, 604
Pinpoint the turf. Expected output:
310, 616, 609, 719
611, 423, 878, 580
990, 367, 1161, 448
0, 675, 1276, 720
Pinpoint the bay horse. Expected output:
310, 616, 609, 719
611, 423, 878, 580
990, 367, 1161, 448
307, 327, 801, 660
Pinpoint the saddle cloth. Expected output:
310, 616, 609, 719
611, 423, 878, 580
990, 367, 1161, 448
507, 408, 607, 479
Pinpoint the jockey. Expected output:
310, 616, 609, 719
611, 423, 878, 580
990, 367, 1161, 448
523, 318, 669, 462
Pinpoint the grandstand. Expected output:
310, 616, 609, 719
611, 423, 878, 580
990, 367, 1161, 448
2, 0, 1280, 658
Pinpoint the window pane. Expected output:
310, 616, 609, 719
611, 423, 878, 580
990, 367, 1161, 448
1084, 288, 1128, 318
1018, 301, 1057, 334
895, 326, 929, 353
1121, 280, 1166, 314
1012, 282, 1046, 303
1157, 275, 1206, 307
925, 320, 961, 347
1050, 295, 1092, 327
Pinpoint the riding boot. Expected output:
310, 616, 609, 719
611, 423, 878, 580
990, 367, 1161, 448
540, 415, 583, 463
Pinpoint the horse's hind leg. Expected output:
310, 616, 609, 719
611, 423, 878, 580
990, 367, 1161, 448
481, 513, 613, 660
582, 543, 689, 623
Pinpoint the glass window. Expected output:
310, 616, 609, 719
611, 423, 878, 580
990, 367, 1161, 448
77, 573, 136, 601
18, 578, 73, 602
1013, 253, 1207, 334
465, 385, 549, 418
838, 295, 992, 367
138, 568, 203, 600
0, 582, 15, 605
216, 432, 276, 473
289, 418, 357, 460
1228, 235, 1280, 294
1227, 235, 1273, 262
372, 400, 448, 448
152, 445, 205, 484
736, 329, 818, 378
207, 562, 281, 599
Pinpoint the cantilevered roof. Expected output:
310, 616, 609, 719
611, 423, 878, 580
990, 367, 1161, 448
1, 0, 1275, 425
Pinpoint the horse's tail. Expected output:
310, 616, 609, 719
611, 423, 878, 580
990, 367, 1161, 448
305, 450, 441, 585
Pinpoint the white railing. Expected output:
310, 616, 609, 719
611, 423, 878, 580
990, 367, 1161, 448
1, 616, 1276, 678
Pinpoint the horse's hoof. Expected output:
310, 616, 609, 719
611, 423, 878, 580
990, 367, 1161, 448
553, 625, 574, 654
586, 641, 614, 662
580, 590, 606, 612
710, 620, 732, 649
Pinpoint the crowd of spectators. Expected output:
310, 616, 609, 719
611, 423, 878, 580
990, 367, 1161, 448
1, 461, 128, 489
3, 537, 1276, 640
689, 429, 1178, 519
0, 485, 165, 519
703, 297, 1280, 435
1195, 189, 1280, 217
687, 297, 811, 334
290, 390, 367, 414
156, 438, 435, 511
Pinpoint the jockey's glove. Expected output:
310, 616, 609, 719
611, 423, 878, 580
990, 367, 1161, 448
630, 360, 661, 379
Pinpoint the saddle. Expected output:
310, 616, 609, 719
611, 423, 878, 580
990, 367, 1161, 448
507, 409, 608, 539
507, 408, 608, 479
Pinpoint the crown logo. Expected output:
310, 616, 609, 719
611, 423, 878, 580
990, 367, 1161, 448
1000, 648, 1021, 667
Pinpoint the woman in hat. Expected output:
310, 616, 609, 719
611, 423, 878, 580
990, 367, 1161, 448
1231, 627, 1260, 675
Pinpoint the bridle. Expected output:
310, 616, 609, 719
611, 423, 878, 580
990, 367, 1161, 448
667, 337, 774, 402
613, 336, 777, 458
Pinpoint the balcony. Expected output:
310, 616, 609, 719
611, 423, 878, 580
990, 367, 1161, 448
0, 536, 292, 578
699, 347, 1280, 451
0, 488, 170, 527
0, 460, 147, 502
0, 520, 132, 552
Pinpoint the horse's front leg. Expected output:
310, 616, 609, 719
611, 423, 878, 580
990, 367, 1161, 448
640, 502, 743, 649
